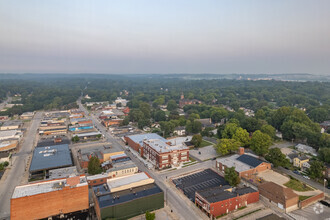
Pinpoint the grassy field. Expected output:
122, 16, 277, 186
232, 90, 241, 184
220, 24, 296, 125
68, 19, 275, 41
200, 139, 214, 148
284, 179, 314, 192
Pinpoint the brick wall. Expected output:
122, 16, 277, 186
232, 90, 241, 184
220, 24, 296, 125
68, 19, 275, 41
299, 192, 324, 209
11, 184, 89, 220
125, 137, 143, 156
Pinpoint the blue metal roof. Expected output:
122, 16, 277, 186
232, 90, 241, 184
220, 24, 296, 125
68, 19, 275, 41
236, 154, 263, 168
126, 133, 167, 145
29, 144, 73, 172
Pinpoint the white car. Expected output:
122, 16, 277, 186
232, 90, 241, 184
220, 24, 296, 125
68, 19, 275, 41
303, 175, 310, 180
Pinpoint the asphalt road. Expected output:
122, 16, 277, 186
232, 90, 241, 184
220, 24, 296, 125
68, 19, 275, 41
277, 167, 329, 195
78, 100, 208, 220
0, 111, 42, 219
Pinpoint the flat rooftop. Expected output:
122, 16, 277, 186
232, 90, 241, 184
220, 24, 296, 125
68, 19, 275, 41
29, 144, 73, 172
173, 169, 228, 202
107, 172, 154, 192
12, 176, 87, 199
1, 120, 22, 127
76, 131, 101, 138
144, 139, 189, 153
167, 136, 192, 146
0, 130, 21, 138
126, 133, 167, 146
80, 145, 117, 155
48, 166, 78, 180
197, 186, 256, 203
93, 183, 162, 208
107, 160, 137, 173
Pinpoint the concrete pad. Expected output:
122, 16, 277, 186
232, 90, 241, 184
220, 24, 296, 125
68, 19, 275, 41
258, 170, 290, 185
189, 145, 218, 161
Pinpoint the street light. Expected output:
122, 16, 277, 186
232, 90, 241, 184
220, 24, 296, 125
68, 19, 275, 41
324, 179, 327, 194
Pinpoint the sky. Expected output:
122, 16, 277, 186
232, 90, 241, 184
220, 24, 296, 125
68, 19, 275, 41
0, 0, 330, 74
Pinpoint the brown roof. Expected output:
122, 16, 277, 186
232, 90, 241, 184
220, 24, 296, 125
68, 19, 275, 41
258, 182, 298, 201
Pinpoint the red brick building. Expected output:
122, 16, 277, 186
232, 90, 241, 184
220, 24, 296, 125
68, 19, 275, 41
195, 186, 259, 218
11, 176, 89, 220
143, 139, 189, 169
258, 182, 299, 212
216, 148, 271, 178
125, 133, 170, 156
102, 119, 123, 127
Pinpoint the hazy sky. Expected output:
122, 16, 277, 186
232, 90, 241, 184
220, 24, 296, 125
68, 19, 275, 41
1, 0, 330, 74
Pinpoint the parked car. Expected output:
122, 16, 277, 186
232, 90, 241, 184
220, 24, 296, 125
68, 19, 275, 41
303, 175, 310, 180
319, 200, 330, 207
293, 170, 300, 175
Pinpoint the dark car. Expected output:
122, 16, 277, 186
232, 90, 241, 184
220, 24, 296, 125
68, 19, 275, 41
293, 170, 300, 175
319, 200, 330, 207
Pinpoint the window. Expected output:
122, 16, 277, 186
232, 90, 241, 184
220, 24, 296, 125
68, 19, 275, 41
100, 179, 103, 182
93, 181, 96, 183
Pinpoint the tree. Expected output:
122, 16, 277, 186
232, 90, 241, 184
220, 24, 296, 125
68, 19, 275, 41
318, 148, 330, 163
154, 110, 166, 122
145, 211, 155, 220
167, 100, 178, 111
191, 134, 203, 148
88, 156, 102, 175
188, 113, 200, 121
232, 127, 250, 147
129, 109, 144, 122
261, 124, 276, 139
222, 123, 239, 139
250, 130, 272, 156
224, 167, 240, 187
210, 108, 228, 123
121, 117, 130, 126
139, 102, 151, 119
308, 108, 328, 123
72, 135, 79, 143
185, 120, 202, 134
255, 109, 266, 120
214, 139, 240, 156
265, 148, 289, 167
307, 160, 325, 180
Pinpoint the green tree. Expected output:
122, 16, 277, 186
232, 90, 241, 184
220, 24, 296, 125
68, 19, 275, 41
307, 160, 325, 180
261, 124, 276, 139
210, 108, 228, 123
224, 167, 240, 187
214, 139, 241, 156
121, 117, 129, 126
255, 109, 266, 120
188, 113, 200, 121
72, 135, 79, 143
88, 156, 102, 175
265, 148, 289, 167
250, 130, 272, 156
139, 102, 151, 119
191, 134, 203, 148
145, 211, 155, 220
222, 123, 239, 139
129, 109, 144, 122
318, 148, 330, 163
185, 120, 202, 134
308, 108, 328, 123
167, 100, 178, 111
154, 110, 166, 122
232, 127, 250, 147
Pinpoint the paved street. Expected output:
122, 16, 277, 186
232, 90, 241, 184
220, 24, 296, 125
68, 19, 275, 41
78, 100, 208, 220
0, 111, 42, 219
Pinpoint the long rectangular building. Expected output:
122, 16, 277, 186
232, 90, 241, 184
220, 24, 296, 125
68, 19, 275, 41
93, 172, 164, 220
11, 176, 89, 220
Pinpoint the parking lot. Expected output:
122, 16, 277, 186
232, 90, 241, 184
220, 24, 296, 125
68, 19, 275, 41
189, 145, 218, 161
172, 169, 228, 202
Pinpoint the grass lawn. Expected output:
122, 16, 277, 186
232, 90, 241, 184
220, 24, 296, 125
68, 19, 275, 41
189, 157, 196, 162
299, 195, 312, 201
199, 139, 214, 148
284, 179, 314, 192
